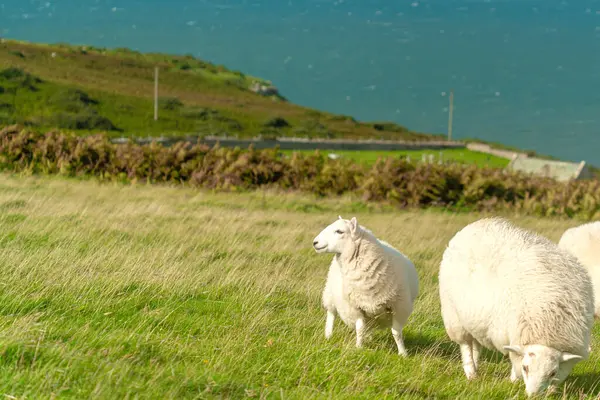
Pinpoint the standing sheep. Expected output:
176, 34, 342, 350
312, 216, 419, 355
558, 221, 600, 318
439, 217, 594, 397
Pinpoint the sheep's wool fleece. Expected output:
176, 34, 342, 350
329, 226, 418, 320
558, 221, 600, 317
439, 217, 594, 356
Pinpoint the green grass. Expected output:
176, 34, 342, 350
0, 68, 220, 135
0, 39, 445, 141
0, 173, 596, 398
281, 148, 511, 168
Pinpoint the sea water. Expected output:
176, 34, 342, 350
2, 0, 600, 163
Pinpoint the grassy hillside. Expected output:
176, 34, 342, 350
0, 174, 596, 398
0, 39, 444, 141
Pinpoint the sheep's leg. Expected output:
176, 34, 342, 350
460, 342, 477, 380
325, 310, 335, 339
391, 317, 408, 357
472, 340, 481, 369
355, 317, 365, 348
508, 352, 522, 383
510, 364, 519, 383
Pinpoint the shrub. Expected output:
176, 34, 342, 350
0, 68, 42, 91
50, 88, 99, 112
0, 68, 25, 81
160, 97, 184, 111
8, 51, 25, 59
51, 112, 120, 131
264, 117, 290, 128
180, 107, 219, 120
0, 125, 598, 219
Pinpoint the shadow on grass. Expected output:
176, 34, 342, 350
404, 332, 505, 364
405, 332, 458, 359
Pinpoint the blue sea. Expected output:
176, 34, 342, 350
2, 0, 600, 164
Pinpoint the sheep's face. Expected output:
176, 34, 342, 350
313, 216, 358, 254
504, 344, 582, 397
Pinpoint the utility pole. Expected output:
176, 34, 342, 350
448, 89, 454, 141
154, 66, 159, 121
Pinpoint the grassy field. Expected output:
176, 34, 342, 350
0, 174, 597, 398
0, 39, 443, 141
280, 148, 510, 168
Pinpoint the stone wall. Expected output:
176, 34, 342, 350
111, 135, 467, 151
465, 143, 524, 160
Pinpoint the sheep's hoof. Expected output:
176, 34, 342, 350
398, 350, 408, 357
464, 366, 477, 381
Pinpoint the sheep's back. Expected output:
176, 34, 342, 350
558, 221, 600, 269
439, 217, 594, 354
340, 236, 416, 317
378, 240, 419, 301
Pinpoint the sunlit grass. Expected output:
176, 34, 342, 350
0, 174, 596, 398
280, 148, 510, 168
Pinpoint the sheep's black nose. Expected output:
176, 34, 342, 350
313, 241, 318, 246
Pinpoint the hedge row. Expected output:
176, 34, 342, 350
0, 125, 599, 219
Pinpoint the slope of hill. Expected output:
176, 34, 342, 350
0, 39, 445, 141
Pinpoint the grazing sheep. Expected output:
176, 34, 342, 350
313, 216, 419, 356
439, 217, 594, 397
558, 221, 600, 318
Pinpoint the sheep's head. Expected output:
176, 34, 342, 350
504, 344, 582, 397
312, 216, 359, 254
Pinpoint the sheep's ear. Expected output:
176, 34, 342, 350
560, 352, 582, 362
504, 345, 523, 356
338, 215, 343, 220
349, 217, 358, 234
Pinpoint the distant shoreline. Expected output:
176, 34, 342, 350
0, 37, 583, 167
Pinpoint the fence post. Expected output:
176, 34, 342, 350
154, 66, 159, 121
448, 89, 454, 141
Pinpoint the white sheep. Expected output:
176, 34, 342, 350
558, 221, 600, 318
439, 217, 594, 397
312, 216, 419, 355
